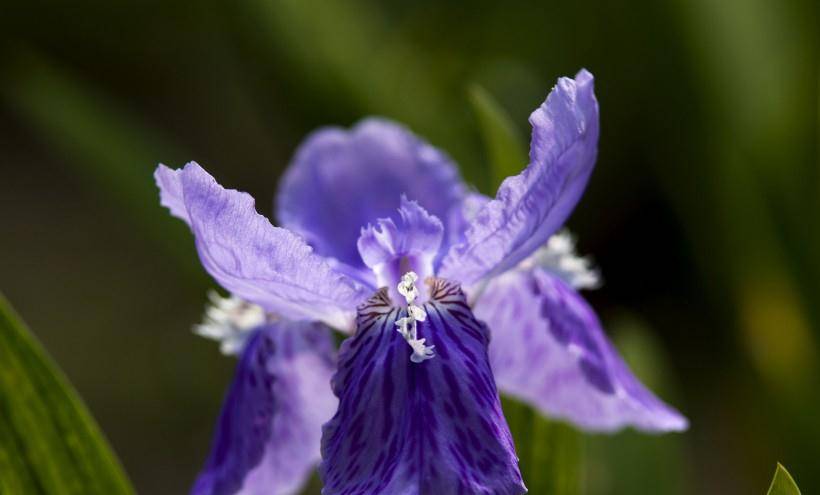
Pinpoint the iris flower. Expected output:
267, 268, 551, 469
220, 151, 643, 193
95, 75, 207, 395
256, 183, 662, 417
156, 70, 687, 495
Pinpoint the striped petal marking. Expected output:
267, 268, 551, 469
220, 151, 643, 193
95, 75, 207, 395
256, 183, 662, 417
320, 278, 526, 495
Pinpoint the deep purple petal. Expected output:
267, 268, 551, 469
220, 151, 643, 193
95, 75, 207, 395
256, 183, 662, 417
320, 280, 526, 495
155, 163, 371, 329
276, 118, 466, 271
440, 70, 599, 286
192, 321, 338, 495
475, 268, 688, 432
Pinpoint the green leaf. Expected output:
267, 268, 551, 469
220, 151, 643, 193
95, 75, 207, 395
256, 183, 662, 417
0, 293, 135, 495
502, 396, 582, 495
767, 463, 801, 495
468, 84, 529, 190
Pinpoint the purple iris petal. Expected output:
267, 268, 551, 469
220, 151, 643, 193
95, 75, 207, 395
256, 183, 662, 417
474, 268, 688, 432
320, 279, 526, 495
440, 70, 599, 286
155, 163, 371, 330
192, 321, 338, 495
357, 196, 443, 301
276, 119, 466, 272
358, 196, 444, 270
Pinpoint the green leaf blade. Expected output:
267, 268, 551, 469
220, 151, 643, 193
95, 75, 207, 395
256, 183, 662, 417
502, 395, 582, 495
0, 294, 135, 495
468, 84, 529, 190
767, 463, 801, 495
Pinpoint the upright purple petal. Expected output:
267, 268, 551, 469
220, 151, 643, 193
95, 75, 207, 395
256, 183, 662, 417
192, 321, 338, 495
156, 162, 190, 222
357, 197, 444, 301
155, 163, 371, 329
276, 119, 466, 271
320, 280, 526, 495
474, 268, 688, 432
357, 197, 444, 270
440, 70, 599, 286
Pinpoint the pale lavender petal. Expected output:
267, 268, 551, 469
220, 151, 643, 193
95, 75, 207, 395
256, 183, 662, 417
474, 268, 688, 432
357, 196, 443, 298
276, 118, 466, 270
440, 70, 599, 286
320, 279, 526, 495
357, 196, 443, 269
192, 321, 338, 495
157, 162, 190, 222
155, 163, 371, 329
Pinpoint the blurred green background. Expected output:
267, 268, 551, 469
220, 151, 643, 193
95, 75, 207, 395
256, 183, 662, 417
0, 0, 817, 493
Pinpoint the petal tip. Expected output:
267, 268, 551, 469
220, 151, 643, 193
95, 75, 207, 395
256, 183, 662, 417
155, 163, 189, 222
574, 68, 595, 86
657, 408, 689, 432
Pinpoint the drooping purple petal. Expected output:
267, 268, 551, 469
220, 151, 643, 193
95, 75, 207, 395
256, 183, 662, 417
474, 268, 688, 432
440, 70, 599, 286
155, 163, 371, 330
357, 196, 443, 300
276, 118, 466, 271
320, 279, 526, 495
192, 321, 338, 495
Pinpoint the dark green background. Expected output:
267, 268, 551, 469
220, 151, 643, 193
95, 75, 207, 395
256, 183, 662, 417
1, 0, 817, 493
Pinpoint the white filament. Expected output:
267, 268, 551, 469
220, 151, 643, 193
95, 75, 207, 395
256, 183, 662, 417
521, 231, 601, 290
195, 291, 266, 355
395, 272, 435, 363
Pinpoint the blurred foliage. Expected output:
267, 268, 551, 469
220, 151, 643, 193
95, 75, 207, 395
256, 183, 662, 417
503, 396, 583, 495
0, 294, 135, 494
586, 314, 690, 495
1, 52, 203, 282
767, 464, 801, 495
0, 0, 817, 493
469, 84, 529, 186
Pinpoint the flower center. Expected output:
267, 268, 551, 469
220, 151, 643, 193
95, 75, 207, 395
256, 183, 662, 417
357, 196, 444, 305
394, 271, 435, 363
